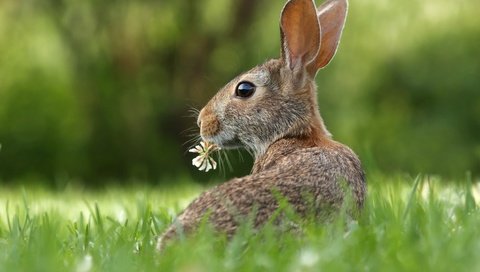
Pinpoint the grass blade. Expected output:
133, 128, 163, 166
403, 174, 422, 220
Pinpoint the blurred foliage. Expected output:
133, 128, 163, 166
0, 0, 479, 185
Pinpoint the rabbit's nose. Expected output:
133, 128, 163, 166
197, 107, 220, 137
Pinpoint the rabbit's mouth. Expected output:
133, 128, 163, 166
219, 137, 243, 149
202, 132, 242, 149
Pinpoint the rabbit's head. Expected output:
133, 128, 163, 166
197, 0, 348, 157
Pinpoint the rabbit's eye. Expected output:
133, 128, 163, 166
235, 82, 256, 98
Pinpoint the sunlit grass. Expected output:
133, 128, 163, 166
1, 174, 480, 271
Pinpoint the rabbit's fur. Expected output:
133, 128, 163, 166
157, 0, 365, 250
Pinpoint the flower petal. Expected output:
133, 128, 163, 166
209, 157, 217, 170
199, 159, 207, 171
189, 148, 199, 153
205, 161, 212, 172
192, 156, 203, 167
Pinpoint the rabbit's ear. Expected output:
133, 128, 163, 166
280, 0, 321, 71
307, 0, 348, 74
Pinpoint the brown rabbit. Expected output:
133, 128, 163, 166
157, 0, 365, 250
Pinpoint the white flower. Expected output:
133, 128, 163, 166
189, 141, 220, 172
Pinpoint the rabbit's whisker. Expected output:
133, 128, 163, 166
220, 150, 233, 173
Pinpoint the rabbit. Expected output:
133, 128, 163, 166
157, 0, 365, 250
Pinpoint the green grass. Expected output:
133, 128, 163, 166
1, 173, 480, 271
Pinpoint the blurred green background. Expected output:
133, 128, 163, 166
0, 0, 479, 186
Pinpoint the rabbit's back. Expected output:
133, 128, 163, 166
160, 140, 365, 245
